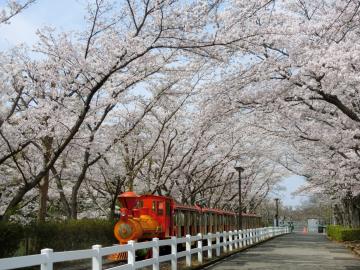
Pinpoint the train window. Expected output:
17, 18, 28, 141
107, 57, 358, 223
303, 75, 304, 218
176, 211, 180, 225
152, 201, 156, 212
166, 201, 171, 216
136, 200, 143, 208
186, 212, 190, 226
176, 211, 184, 226
157, 201, 164, 215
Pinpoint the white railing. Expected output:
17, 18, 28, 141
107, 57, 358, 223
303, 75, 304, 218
0, 226, 289, 270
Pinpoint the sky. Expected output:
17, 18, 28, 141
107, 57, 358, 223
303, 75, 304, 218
276, 175, 308, 208
0, 1, 309, 208
0, 0, 86, 49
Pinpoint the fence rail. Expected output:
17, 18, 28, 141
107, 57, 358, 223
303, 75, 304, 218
0, 226, 289, 270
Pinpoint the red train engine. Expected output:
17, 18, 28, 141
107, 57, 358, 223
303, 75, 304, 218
114, 191, 173, 244
113, 191, 262, 248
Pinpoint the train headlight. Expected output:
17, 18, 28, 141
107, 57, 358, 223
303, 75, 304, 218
119, 208, 129, 220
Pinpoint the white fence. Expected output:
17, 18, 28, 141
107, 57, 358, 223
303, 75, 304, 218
0, 226, 289, 270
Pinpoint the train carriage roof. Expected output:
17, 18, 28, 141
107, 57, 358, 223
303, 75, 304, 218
121, 192, 260, 217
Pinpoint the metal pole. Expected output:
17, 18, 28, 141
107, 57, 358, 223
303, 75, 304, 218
235, 166, 244, 230
275, 198, 279, 227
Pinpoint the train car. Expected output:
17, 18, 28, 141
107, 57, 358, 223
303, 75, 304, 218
112, 191, 261, 259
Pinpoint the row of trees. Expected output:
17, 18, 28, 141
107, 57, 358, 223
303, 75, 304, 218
0, 0, 286, 222
0, 0, 359, 227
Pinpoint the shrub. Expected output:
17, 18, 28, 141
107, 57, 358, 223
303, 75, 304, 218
0, 222, 24, 258
0, 219, 117, 257
26, 219, 116, 254
327, 225, 360, 241
340, 228, 360, 241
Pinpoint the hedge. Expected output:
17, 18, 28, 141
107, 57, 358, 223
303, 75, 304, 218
0, 222, 24, 258
0, 219, 117, 258
327, 225, 360, 241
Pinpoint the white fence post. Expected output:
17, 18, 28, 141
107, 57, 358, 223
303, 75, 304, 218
250, 229, 253, 245
234, 230, 238, 249
223, 232, 227, 253
228, 231, 233, 252
153, 238, 160, 270
92, 245, 102, 270
216, 232, 220, 257
41, 249, 53, 270
207, 233, 213, 259
239, 230, 243, 248
186, 234, 191, 267
128, 240, 136, 270
171, 236, 177, 270
197, 233, 203, 264
258, 228, 261, 241
244, 229, 248, 246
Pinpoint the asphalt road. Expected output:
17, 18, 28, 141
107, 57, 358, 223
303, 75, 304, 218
205, 232, 360, 270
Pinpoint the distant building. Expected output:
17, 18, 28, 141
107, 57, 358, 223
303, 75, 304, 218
307, 218, 320, 232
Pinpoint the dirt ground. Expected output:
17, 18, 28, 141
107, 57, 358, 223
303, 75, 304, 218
344, 240, 360, 257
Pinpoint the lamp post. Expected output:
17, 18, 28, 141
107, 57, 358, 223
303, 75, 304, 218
234, 166, 244, 230
275, 198, 280, 227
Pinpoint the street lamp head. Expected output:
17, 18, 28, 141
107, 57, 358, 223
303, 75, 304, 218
234, 166, 244, 173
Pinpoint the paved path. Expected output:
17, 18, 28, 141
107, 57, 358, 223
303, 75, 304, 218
206, 232, 360, 270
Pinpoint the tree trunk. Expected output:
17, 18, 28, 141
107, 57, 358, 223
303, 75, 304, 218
339, 193, 360, 228
50, 166, 71, 218
70, 153, 89, 219
342, 197, 352, 227
350, 195, 360, 228
37, 136, 53, 222
333, 204, 343, 225
108, 176, 124, 220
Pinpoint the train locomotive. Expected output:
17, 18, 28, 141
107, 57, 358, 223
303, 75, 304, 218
112, 191, 261, 259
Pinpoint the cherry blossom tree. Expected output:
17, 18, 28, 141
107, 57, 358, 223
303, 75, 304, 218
1, 0, 285, 221
4, 0, 358, 226
215, 0, 360, 226
0, 0, 35, 24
